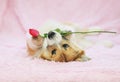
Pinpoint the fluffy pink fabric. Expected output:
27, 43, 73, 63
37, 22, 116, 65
0, 0, 120, 82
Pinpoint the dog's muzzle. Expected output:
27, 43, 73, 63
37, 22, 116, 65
47, 31, 62, 45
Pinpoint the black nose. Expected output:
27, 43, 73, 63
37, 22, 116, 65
48, 31, 56, 39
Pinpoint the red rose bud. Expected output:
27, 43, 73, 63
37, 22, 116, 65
29, 29, 39, 37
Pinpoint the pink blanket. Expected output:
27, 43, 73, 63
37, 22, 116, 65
0, 0, 120, 82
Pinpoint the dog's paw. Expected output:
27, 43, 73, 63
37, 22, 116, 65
75, 55, 91, 62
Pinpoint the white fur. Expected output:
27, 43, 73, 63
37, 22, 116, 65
42, 38, 48, 49
27, 38, 39, 50
26, 32, 40, 50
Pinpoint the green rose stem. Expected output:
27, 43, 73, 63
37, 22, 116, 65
72, 31, 116, 34
61, 31, 116, 36
43, 28, 116, 38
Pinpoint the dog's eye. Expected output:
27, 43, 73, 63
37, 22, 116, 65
62, 44, 69, 50
51, 49, 56, 55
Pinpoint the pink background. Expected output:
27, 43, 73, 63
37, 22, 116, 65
0, 0, 120, 82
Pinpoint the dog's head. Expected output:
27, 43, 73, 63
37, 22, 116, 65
40, 37, 84, 62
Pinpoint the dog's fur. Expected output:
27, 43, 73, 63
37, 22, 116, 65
26, 22, 91, 62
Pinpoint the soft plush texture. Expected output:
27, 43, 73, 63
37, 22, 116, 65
0, 0, 120, 82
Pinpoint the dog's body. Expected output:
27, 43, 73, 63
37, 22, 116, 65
26, 22, 91, 62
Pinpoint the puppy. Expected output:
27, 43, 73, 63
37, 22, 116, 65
27, 23, 91, 62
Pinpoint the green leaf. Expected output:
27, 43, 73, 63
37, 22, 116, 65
43, 33, 48, 38
55, 28, 62, 33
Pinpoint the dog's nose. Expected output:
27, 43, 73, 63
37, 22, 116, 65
48, 31, 56, 39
